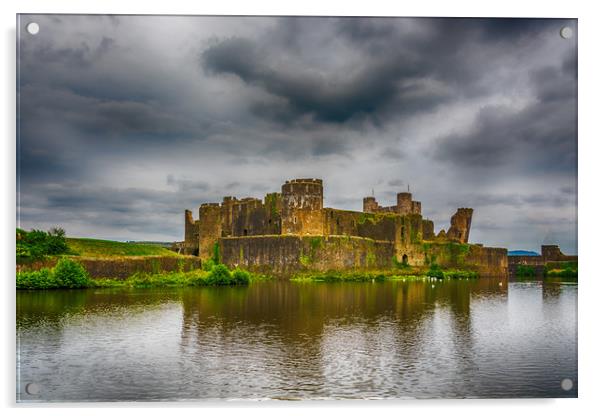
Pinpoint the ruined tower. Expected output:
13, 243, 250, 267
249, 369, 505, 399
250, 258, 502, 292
281, 178, 324, 235
446, 208, 473, 244
183, 209, 198, 255
198, 203, 222, 261
363, 196, 379, 213
396, 192, 413, 215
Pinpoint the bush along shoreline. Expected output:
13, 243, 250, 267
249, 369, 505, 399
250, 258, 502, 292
291, 264, 479, 283
16, 258, 266, 290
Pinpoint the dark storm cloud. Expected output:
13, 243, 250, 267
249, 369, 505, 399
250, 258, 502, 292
200, 18, 570, 128
202, 37, 420, 123
433, 51, 577, 173
30, 36, 115, 68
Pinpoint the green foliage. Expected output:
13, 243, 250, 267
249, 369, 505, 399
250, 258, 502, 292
293, 270, 387, 283
443, 269, 479, 279
545, 261, 578, 279
427, 263, 445, 279
358, 213, 375, 225
53, 258, 91, 288
448, 243, 470, 264
310, 237, 323, 251
232, 268, 251, 285
516, 265, 536, 278
16, 268, 57, 290
18, 260, 261, 290
17, 258, 90, 289
202, 258, 216, 271
265, 193, 280, 217
212, 242, 220, 264
299, 255, 312, 267
16, 227, 69, 262
391, 256, 409, 269
207, 264, 233, 285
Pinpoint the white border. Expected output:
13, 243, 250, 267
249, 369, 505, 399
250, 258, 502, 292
3, 1, 602, 415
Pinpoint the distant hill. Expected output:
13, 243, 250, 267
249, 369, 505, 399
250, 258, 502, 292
508, 250, 540, 257
67, 238, 179, 257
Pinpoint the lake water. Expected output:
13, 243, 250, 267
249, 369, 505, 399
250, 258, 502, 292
16, 279, 577, 401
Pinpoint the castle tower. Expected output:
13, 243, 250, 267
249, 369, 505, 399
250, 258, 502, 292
183, 209, 198, 255
198, 203, 222, 262
281, 178, 324, 235
363, 196, 379, 213
446, 208, 473, 243
397, 192, 413, 215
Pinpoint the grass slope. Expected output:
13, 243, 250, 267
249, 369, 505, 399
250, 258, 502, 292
67, 238, 179, 258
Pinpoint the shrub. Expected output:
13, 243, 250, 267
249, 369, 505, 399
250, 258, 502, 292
207, 264, 232, 285
16, 227, 69, 262
16, 268, 57, 290
53, 258, 90, 288
516, 265, 536, 278
232, 268, 251, 285
444, 269, 478, 279
427, 264, 444, 279
202, 258, 216, 271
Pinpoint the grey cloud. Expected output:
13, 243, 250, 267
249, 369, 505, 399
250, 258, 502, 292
166, 175, 211, 193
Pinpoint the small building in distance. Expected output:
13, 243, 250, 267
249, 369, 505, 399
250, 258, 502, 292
182, 178, 507, 277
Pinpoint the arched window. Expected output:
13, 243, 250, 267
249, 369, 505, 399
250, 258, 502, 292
402, 254, 409, 265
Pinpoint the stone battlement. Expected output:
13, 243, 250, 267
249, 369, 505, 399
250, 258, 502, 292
285, 178, 323, 184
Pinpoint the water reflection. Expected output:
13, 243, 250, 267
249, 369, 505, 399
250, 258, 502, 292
17, 278, 577, 401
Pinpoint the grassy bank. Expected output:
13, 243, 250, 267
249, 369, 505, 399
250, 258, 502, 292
291, 265, 478, 283
17, 228, 180, 264
17, 258, 266, 290
66, 238, 178, 258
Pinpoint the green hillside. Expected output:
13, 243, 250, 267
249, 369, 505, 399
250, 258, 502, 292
67, 238, 179, 258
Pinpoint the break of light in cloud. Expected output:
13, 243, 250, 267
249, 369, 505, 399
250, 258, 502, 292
17, 15, 577, 253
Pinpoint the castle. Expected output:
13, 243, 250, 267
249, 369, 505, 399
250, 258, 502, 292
183, 178, 507, 276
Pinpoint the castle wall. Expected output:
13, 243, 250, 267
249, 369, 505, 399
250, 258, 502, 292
422, 219, 435, 240
219, 235, 395, 276
18, 256, 202, 279
395, 242, 508, 276
323, 209, 363, 237
411, 201, 422, 215
541, 245, 578, 262
219, 236, 507, 277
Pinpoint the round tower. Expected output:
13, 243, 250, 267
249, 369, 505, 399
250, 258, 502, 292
281, 178, 324, 235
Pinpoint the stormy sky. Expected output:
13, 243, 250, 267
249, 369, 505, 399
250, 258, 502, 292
17, 15, 577, 253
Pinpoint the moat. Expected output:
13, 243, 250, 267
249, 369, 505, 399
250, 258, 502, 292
17, 278, 577, 401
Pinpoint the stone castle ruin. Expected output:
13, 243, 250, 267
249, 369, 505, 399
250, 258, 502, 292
183, 178, 507, 276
